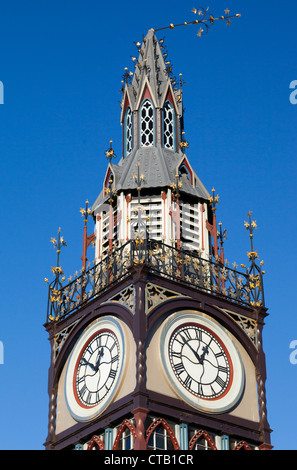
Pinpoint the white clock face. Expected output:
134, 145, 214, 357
161, 313, 245, 413
65, 317, 125, 421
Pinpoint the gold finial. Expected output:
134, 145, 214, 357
105, 140, 117, 163
80, 200, 92, 221
208, 188, 219, 211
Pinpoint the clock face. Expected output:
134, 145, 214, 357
161, 313, 245, 413
169, 323, 232, 400
75, 329, 120, 407
65, 317, 124, 421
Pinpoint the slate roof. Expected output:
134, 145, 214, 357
92, 145, 210, 213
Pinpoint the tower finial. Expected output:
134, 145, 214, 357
179, 131, 189, 153
50, 227, 67, 277
80, 200, 93, 271
105, 140, 117, 163
209, 188, 220, 211
46, 227, 67, 320
244, 211, 258, 259
244, 211, 265, 306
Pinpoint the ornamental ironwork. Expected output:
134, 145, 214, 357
46, 238, 264, 324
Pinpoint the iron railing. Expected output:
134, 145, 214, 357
46, 239, 264, 323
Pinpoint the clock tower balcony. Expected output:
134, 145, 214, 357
46, 238, 265, 326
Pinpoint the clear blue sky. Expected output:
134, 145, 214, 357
0, 0, 296, 450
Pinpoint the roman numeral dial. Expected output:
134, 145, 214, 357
65, 317, 125, 421
74, 329, 121, 408
168, 323, 232, 400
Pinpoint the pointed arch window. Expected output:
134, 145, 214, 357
112, 419, 136, 450
189, 430, 217, 450
125, 106, 133, 157
163, 100, 175, 150
179, 164, 192, 184
140, 99, 154, 147
231, 440, 252, 450
87, 435, 105, 450
146, 418, 180, 450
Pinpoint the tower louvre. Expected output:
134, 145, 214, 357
44, 23, 272, 451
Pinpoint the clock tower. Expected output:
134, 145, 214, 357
44, 14, 272, 451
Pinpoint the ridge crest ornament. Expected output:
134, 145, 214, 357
160, 312, 245, 413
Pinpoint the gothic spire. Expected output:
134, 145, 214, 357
122, 29, 181, 114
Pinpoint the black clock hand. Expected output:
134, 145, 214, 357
95, 347, 104, 371
199, 338, 212, 364
180, 334, 202, 364
80, 357, 97, 372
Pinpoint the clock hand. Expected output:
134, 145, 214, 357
80, 357, 97, 372
180, 334, 202, 364
199, 339, 212, 364
95, 347, 104, 371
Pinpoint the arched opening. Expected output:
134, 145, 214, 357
232, 440, 252, 450
87, 435, 105, 450
146, 417, 180, 450
112, 419, 137, 450
189, 430, 217, 450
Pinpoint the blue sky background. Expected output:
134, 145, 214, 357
0, 0, 296, 450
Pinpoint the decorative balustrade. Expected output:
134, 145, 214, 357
46, 239, 264, 323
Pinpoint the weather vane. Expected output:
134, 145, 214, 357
152, 7, 241, 36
